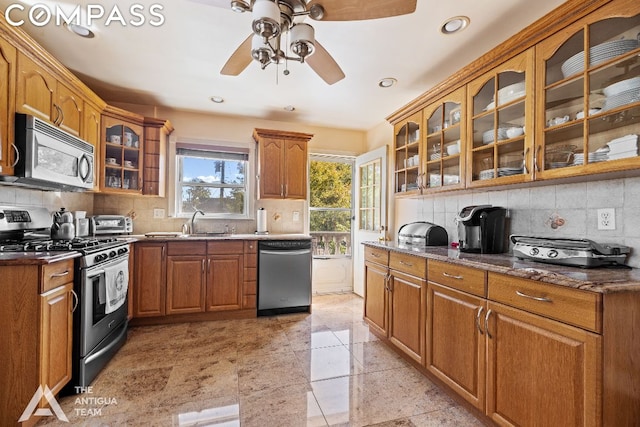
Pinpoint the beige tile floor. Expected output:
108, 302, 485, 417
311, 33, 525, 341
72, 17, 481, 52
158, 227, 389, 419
39, 293, 484, 426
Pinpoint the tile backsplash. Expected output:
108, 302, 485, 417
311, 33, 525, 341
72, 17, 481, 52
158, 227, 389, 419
0, 185, 94, 213
395, 176, 640, 268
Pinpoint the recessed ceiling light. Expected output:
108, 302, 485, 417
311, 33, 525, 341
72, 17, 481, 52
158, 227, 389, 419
210, 96, 224, 103
64, 23, 94, 38
284, 105, 295, 112
441, 16, 470, 35
378, 78, 397, 88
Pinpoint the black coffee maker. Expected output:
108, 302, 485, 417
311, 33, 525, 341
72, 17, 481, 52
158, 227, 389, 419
456, 205, 507, 253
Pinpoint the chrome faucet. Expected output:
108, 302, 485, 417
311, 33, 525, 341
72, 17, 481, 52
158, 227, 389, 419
190, 210, 205, 234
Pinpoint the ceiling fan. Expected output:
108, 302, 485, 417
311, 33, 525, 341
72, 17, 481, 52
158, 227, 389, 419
194, 0, 417, 84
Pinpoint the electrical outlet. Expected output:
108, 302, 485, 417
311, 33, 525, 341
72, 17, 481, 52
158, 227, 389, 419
597, 208, 615, 230
153, 208, 165, 219
292, 211, 300, 222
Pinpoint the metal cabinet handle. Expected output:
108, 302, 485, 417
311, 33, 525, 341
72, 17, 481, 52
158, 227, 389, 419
516, 290, 552, 303
476, 306, 485, 335
535, 145, 541, 172
523, 147, 530, 174
71, 289, 79, 313
50, 270, 70, 278
285, 184, 288, 197
399, 260, 413, 267
484, 309, 493, 339
384, 273, 391, 291
11, 143, 19, 167
442, 272, 463, 280
281, 184, 284, 197
162, 246, 165, 259
371, 252, 380, 258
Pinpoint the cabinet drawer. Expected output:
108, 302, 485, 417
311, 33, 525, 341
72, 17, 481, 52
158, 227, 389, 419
41, 259, 74, 293
389, 252, 426, 278
167, 241, 205, 256
365, 246, 389, 266
244, 253, 257, 268
244, 266, 256, 282
428, 260, 486, 297
244, 240, 257, 253
488, 272, 601, 333
207, 240, 244, 254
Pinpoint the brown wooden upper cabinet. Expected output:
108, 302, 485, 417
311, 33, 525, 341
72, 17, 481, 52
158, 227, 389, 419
467, 48, 535, 188
535, 1, 640, 180
143, 117, 174, 197
0, 37, 16, 176
423, 87, 466, 193
393, 111, 422, 195
101, 106, 144, 194
253, 128, 313, 199
16, 52, 83, 137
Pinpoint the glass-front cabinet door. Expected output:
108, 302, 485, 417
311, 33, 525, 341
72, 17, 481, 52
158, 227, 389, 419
467, 49, 534, 187
536, 5, 640, 179
101, 116, 143, 193
394, 111, 422, 194
423, 87, 465, 192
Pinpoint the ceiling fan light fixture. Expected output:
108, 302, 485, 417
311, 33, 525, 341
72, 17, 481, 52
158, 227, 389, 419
441, 16, 470, 35
230, 0, 250, 13
378, 77, 397, 88
252, 0, 281, 40
251, 35, 273, 68
290, 23, 315, 60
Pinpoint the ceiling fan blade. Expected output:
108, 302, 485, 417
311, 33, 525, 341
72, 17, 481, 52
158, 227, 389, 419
308, 0, 416, 21
220, 34, 253, 76
306, 41, 345, 85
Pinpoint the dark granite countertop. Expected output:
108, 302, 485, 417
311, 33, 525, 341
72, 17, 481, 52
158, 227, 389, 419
0, 251, 81, 266
128, 233, 312, 242
364, 241, 640, 294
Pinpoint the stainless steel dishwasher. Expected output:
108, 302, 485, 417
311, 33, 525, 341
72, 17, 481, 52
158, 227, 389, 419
258, 239, 312, 316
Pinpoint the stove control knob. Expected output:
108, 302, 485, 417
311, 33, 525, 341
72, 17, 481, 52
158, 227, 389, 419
118, 247, 128, 255
95, 253, 106, 262
109, 250, 117, 258
548, 249, 559, 258
529, 248, 539, 256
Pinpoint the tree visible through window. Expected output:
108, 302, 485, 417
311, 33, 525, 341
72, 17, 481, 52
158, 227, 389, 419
309, 156, 353, 256
177, 146, 249, 217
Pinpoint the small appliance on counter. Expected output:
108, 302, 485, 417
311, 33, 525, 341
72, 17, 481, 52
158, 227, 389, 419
456, 205, 507, 253
91, 215, 133, 235
51, 207, 75, 240
398, 221, 448, 247
511, 235, 630, 268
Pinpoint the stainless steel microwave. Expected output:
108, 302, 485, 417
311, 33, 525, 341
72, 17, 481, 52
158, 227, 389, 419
11, 113, 94, 191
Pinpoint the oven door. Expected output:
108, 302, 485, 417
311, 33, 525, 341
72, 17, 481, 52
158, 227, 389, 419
80, 255, 129, 357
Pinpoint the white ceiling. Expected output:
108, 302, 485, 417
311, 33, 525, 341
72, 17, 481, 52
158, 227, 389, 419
1, 0, 567, 131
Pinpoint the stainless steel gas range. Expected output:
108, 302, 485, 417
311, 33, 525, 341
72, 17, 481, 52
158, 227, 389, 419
0, 206, 130, 393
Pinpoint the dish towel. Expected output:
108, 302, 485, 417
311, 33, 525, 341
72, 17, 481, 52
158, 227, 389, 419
104, 262, 128, 314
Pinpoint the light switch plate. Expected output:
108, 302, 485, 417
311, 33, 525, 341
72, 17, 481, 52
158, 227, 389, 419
293, 211, 300, 222
153, 208, 165, 219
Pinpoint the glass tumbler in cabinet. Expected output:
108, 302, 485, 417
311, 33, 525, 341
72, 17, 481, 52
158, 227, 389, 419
537, 10, 640, 178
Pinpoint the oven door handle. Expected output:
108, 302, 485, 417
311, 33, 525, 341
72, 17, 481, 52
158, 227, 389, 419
87, 269, 106, 280
83, 323, 127, 365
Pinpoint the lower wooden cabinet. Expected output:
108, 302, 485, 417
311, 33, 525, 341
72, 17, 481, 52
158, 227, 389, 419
388, 270, 426, 364
133, 242, 166, 317
426, 282, 486, 410
486, 301, 600, 427
167, 256, 206, 314
133, 240, 253, 320
363, 260, 388, 336
40, 283, 74, 395
206, 254, 242, 311
0, 259, 75, 426
361, 246, 634, 426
